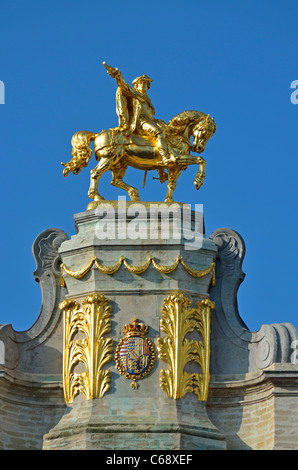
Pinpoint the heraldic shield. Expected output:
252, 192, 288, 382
115, 319, 156, 389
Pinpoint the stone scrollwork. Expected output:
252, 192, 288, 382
209, 228, 298, 373
209, 228, 248, 339
33, 228, 69, 279
12, 228, 69, 369
157, 293, 214, 401
254, 322, 298, 369
59, 294, 113, 404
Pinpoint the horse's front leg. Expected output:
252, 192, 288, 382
165, 168, 181, 203
176, 154, 204, 165
193, 157, 206, 190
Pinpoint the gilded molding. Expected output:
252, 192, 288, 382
60, 255, 216, 287
59, 294, 113, 404
157, 293, 214, 401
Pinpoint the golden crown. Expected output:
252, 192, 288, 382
123, 319, 148, 337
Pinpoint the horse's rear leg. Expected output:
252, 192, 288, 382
165, 168, 181, 203
88, 158, 111, 200
111, 165, 140, 202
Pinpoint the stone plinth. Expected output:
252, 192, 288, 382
43, 203, 226, 450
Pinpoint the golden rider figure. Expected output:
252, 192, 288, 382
103, 62, 175, 165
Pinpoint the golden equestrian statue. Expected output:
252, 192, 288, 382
62, 62, 216, 207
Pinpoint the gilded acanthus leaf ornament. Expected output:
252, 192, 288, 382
157, 294, 214, 401
59, 294, 113, 404
61, 62, 216, 207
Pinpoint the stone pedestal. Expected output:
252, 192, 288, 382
42, 202, 226, 450
1, 204, 298, 449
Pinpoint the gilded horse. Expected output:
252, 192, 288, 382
62, 110, 216, 206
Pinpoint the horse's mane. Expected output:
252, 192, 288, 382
168, 110, 206, 130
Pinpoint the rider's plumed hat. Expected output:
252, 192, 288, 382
132, 74, 153, 88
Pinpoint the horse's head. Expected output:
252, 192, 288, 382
192, 114, 216, 154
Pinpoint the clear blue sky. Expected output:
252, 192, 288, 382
0, 0, 297, 332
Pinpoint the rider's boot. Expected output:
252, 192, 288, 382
155, 132, 176, 165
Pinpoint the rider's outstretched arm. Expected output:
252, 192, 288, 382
103, 61, 134, 96
103, 61, 146, 102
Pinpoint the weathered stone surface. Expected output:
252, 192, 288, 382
0, 210, 298, 450
43, 394, 226, 450
43, 206, 224, 450
0, 228, 68, 449
207, 364, 298, 449
60, 205, 216, 299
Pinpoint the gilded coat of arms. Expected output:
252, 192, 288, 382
115, 319, 156, 389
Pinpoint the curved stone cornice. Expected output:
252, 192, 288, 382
18, 228, 69, 343
209, 228, 298, 373
209, 228, 249, 341
1, 228, 69, 374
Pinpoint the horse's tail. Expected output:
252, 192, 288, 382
61, 130, 96, 177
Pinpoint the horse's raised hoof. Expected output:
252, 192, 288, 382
193, 179, 204, 190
